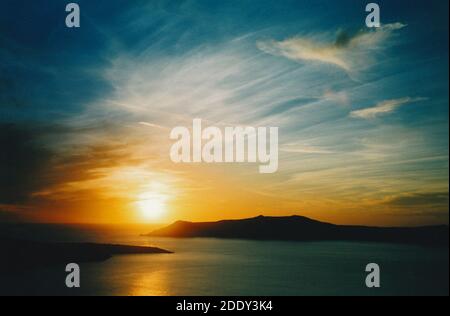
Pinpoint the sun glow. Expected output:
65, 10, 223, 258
136, 192, 168, 221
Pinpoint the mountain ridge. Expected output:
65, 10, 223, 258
145, 215, 449, 246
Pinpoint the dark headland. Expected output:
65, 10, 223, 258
145, 215, 449, 246
0, 239, 172, 271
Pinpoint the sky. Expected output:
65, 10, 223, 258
0, 0, 448, 225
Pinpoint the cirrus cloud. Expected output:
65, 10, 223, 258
350, 97, 427, 119
257, 23, 406, 73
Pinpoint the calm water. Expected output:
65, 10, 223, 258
0, 224, 448, 296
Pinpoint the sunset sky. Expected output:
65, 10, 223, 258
0, 0, 448, 226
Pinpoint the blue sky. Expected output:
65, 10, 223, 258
0, 0, 448, 224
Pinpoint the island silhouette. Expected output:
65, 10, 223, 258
1, 215, 447, 272
145, 215, 449, 246
0, 239, 172, 271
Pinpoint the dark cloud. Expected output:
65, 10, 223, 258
386, 192, 449, 208
334, 29, 355, 48
0, 117, 142, 210
0, 124, 54, 204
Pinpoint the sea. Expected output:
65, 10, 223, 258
0, 224, 448, 296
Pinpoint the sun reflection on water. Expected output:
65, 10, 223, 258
128, 259, 170, 296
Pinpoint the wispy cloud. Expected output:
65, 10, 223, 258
138, 121, 167, 130
350, 97, 427, 119
280, 143, 335, 154
257, 23, 406, 73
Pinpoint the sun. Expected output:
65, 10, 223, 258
136, 192, 167, 221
